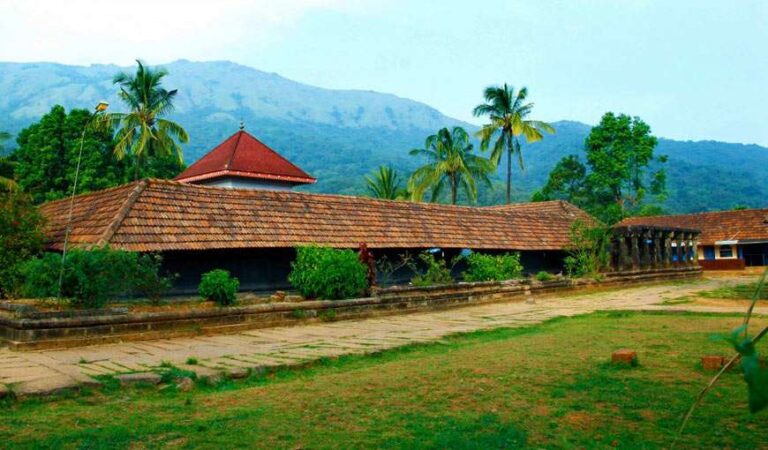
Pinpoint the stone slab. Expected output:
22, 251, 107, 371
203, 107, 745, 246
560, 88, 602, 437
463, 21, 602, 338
115, 372, 162, 386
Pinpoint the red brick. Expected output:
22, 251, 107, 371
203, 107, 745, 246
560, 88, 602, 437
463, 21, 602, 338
612, 349, 638, 366
701, 355, 725, 371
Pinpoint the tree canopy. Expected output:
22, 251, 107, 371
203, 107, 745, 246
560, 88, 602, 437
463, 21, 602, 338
365, 165, 407, 200
106, 60, 189, 180
534, 112, 667, 223
408, 127, 493, 205
473, 84, 554, 203
11, 105, 184, 203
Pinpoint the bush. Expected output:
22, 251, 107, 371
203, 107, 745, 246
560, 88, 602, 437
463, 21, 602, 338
133, 254, 175, 304
21, 247, 174, 308
198, 269, 239, 306
564, 221, 611, 278
410, 252, 455, 287
288, 246, 368, 300
462, 252, 523, 282
535, 271, 553, 282
0, 191, 44, 298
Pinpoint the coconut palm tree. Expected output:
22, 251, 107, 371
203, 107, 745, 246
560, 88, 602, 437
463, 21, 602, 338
365, 165, 407, 200
106, 60, 189, 180
408, 126, 493, 205
473, 84, 554, 203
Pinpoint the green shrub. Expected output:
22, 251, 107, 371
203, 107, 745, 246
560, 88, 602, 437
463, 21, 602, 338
535, 271, 553, 282
565, 221, 611, 278
462, 252, 523, 282
133, 254, 174, 304
21, 247, 145, 308
410, 252, 455, 287
198, 269, 239, 306
288, 246, 368, 300
0, 191, 44, 298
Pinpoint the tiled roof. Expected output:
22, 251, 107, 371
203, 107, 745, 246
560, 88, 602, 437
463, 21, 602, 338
39, 179, 594, 252
175, 130, 316, 185
620, 208, 768, 245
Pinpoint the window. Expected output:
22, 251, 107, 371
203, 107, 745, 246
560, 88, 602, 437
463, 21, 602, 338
719, 245, 734, 258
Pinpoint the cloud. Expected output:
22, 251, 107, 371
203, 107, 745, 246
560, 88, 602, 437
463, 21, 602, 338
0, 0, 369, 65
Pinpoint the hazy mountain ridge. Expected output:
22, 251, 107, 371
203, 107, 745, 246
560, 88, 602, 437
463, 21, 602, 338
0, 60, 766, 212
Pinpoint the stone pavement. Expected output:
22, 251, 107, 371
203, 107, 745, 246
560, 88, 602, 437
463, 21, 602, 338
0, 273, 762, 397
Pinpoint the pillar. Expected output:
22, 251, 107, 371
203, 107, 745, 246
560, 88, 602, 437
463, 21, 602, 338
630, 232, 640, 270
691, 235, 699, 266
674, 232, 683, 267
652, 229, 662, 269
664, 231, 673, 268
618, 234, 630, 271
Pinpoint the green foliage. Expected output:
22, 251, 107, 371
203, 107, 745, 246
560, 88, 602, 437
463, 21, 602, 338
20, 247, 169, 308
409, 252, 455, 287
462, 252, 523, 282
107, 60, 189, 180
473, 83, 555, 203
0, 191, 45, 297
408, 127, 493, 204
564, 221, 611, 278
288, 246, 368, 300
11, 105, 184, 203
198, 269, 239, 306
365, 165, 407, 200
133, 254, 175, 304
537, 113, 666, 224
535, 271, 553, 282
699, 282, 768, 301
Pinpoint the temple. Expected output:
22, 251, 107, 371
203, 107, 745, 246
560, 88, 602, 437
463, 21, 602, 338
609, 225, 701, 271
174, 128, 316, 190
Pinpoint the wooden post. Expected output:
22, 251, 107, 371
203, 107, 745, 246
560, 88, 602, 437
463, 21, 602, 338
631, 232, 640, 270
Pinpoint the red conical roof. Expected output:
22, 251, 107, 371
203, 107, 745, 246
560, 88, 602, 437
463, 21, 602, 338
175, 130, 316, 185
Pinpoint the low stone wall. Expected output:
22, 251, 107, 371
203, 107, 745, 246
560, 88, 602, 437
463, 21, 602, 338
0, 267, 702, 351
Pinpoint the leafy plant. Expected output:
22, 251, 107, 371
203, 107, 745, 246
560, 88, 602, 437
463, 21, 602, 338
462, 252, 523, 282
0, 191, 44, 298
564, 221, 610, 278
198, 269, 239, 306
679, 268, 768, 439
133, 253, 175, 304
288, 246, 368, 300
535, 271, 553, 282
21, 247, 148, 308
409, 252, 456, 287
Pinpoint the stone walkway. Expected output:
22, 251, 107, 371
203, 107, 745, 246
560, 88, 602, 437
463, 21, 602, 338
0, 273, 763, 397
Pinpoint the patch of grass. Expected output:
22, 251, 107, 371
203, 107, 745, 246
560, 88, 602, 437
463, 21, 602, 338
662, 295, 694, 305
185, 357, 198, 366
698, 282, 768, 301
290, 309, 307, 319
0, 312, 766, 448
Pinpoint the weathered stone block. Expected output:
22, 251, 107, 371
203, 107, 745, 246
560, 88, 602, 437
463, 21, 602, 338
116, 372, 162, 386
612, 349, 638, 366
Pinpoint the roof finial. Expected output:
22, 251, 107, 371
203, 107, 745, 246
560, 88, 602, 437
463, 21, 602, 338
239, 120, 245, 131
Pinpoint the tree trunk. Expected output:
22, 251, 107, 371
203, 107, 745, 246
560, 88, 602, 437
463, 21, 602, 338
506, 143, 512, 204
451, 173, 457, 205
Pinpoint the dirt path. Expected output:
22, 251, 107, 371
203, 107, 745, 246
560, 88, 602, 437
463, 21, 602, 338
0, 272, 762, 397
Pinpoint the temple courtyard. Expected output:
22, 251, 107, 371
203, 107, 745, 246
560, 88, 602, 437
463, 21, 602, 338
0, 270, 767, 448
1, 271, 763, 398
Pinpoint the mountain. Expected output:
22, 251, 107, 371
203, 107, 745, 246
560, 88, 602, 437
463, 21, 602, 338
1, 60, 766, 211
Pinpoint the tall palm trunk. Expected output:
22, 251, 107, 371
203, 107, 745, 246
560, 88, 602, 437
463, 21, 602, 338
451, 173, 458, 205
505, 133, 513, 204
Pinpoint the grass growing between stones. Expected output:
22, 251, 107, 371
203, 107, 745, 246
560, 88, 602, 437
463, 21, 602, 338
1, 311, 767, 449
699, 282, 768, 301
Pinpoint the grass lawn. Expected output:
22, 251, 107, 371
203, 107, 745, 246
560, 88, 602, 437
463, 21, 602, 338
1, 311, 767, 449
699, 281, 768, 301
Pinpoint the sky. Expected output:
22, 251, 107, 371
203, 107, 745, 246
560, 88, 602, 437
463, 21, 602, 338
1, 0, 767, 145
